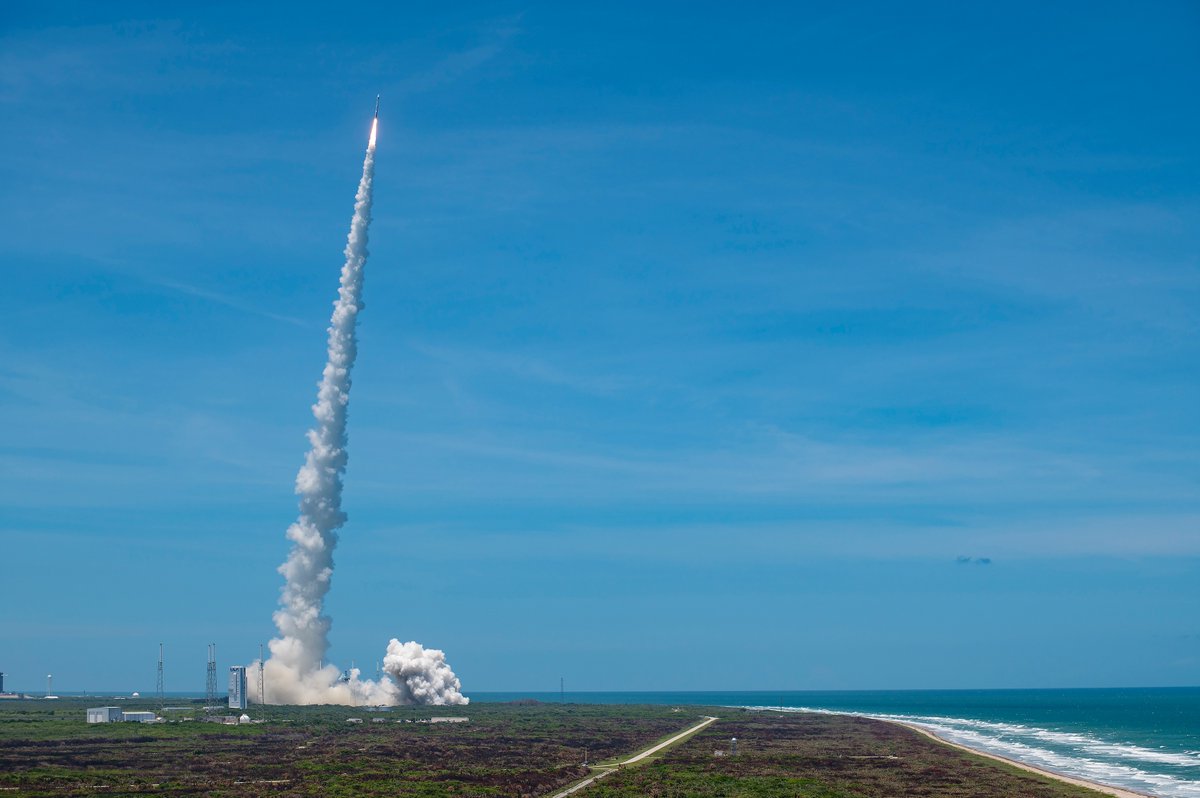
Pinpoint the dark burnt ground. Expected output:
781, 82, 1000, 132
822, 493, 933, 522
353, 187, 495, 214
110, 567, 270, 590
589, 710, 1113, 798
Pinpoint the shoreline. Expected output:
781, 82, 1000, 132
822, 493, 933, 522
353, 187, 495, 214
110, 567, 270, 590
883, 719, 1154, 798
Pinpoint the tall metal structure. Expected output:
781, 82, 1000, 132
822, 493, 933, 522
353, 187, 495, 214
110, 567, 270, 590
205, 644, 217, 710
155, 642, 164, 711
257, 643, 265, 719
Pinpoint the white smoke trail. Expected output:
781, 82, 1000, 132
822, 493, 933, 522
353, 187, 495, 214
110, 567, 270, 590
254, 111, 467, 707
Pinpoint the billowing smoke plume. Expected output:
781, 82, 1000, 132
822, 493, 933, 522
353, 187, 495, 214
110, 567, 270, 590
253, 110, 467, 707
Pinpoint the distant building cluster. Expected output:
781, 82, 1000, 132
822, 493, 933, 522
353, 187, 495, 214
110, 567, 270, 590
202, 714, 252, 725
86, 707, 158, 723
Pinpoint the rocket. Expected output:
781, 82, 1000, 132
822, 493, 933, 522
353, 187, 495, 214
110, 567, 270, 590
367, 95, 380, 148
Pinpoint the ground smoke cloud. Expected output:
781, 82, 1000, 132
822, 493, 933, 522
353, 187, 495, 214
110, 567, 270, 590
254, 113, 466, 707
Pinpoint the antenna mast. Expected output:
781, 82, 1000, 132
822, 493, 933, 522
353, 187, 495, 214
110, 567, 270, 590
205, 643, 217, 712
156, 642, 164, 712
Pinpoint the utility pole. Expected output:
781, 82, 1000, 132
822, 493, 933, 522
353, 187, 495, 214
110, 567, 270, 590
156, 643, 165, 713
560, 677, 564, 704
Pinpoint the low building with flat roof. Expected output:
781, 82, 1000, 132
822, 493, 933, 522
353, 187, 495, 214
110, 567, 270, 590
86, 707, 122, 723
121, 711, 157, 723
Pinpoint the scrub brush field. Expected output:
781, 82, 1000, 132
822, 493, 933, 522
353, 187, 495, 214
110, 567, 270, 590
0, 699, 1116, 797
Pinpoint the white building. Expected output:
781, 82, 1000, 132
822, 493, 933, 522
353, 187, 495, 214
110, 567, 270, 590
228, 666, 247, 710
86, 707, 122, 723
121, 711, 157, 723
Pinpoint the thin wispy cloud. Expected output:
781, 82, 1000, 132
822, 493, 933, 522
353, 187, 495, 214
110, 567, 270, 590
390, 19, 522, 95
1, 3, 1195, 691
407, 339, 638, 396
145, 275, 312, 328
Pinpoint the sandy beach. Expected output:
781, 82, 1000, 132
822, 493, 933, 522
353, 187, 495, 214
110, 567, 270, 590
888, 719, 1155, 798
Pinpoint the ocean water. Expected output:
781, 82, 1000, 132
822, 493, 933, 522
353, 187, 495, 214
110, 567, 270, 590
474, 688, 1200, 798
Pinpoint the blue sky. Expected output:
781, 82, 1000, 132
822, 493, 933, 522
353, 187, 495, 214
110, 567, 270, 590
0, 1, 1197, 693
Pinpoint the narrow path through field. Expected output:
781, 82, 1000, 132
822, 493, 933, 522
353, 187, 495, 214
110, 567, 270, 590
549, 715, 718, 798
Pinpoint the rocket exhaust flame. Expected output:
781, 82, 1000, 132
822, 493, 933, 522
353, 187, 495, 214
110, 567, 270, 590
251, 100, 466, 707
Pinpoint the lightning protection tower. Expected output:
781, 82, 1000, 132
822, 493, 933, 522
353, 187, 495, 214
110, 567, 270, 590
205, 644, 217, 711
258, 643, 266, 720
156, 642, 164, 712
